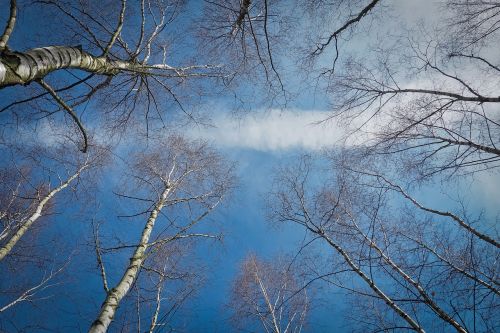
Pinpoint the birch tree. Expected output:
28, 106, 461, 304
302, 0, 500, 178
0, 0, 224, 152
0, 136, 106, 322
88, 135, 234, 333
0, 139, 103, 261
269, 154, 499, 332
275, 3, 500, 327
229, 254, 310, 333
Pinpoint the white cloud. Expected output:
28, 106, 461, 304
187, 110, 348, 151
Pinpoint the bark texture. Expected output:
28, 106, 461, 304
0, 46, 133, 87
88, 186, 171, 333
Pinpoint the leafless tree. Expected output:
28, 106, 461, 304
88, 135, 234, 333
229, 253, 309, 333
279, 2, 500, 329
0, 138, 105, 261
1, 1, 498, 331
268, 154, 499, 332
198, 0, 299, 106
303, 0, 500, 178
0, 0, 226, 152
0, 137, 107, 325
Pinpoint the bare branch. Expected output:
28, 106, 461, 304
36, 79, 89, 153
102, 0, 126, 56
0, 0, 17, 51
356, 170, 500, 248
311, 0, 381, 56
0, 262, 66, 313
92, 220, 109, 293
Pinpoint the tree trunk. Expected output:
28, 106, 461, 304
0, 46, 135, 87
317, 230, 425, 333
0, 163, 88, 261
88, 185, 171, 333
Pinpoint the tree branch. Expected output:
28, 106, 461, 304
312, 0, 381, 56
355, 170, 500, 249
0, 266, 64, 313
0, 0, 16, 51
92, 220, 109, 293
36, 79, 89, 153
103, 0, 126, 56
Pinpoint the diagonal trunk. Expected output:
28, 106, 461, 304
0, 163, 89, 261
0, 46, 137, 87
88, 185, 171, 333
316, 230, 425, 332
351, 219, 467, 333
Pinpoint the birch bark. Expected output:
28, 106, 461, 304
0, 46, 135, 87
88, 185, 171, 333
0, 162, 89, 261
0, 45, 216, 88
317, 230, 425, 333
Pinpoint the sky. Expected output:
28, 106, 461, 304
0, 0, 499, 332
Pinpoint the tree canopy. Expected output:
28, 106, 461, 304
0, 0, 499, 332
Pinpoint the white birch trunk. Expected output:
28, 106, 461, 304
0, 46, 136, 87
318, 231, 425, 332
88, 186, 171, 333
352, 222, 467, 332
0, 163, 88, 261
253, 262, 281, 333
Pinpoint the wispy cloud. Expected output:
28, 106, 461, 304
187, 110, 349, 151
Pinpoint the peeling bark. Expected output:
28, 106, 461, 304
0, 46, 136, 87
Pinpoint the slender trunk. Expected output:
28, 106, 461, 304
88, 185, 171, 333
231, 0, 251, 35
148, 281, 163, 333
316, 230, 425, 332
352, 220, 467, 332
253, 259, 281, 333
0, 164, 88, 261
